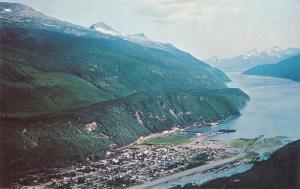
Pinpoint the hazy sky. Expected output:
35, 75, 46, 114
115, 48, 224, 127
5, 0, 300, 58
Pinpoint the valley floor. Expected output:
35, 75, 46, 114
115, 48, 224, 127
14, 125, 283, 189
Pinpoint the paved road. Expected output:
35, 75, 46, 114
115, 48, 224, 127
128, 153, 245, 189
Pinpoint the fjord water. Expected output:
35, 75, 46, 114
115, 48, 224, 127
223, 72, 300, 140
191, 72, 300, 140
155, 73, 300, 189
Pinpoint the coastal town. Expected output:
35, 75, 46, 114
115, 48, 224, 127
12, 121, 287, 189
15, 124, 249, 189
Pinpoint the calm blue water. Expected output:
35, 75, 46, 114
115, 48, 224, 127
190, 73, 300, 141
154, 73, 300, 188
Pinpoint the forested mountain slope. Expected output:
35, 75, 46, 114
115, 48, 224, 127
243, 55, 300, 82
0, 3, 248, 185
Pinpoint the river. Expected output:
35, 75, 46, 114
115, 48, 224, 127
149, 73, 300, 188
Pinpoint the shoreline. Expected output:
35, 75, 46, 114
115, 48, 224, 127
13, 117, 285, 189
3, 116, 229, 188
16, 125, 245, 189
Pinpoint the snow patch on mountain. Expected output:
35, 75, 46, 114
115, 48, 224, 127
125, 33, 158, 44
3, 8, 12, 12
205, 47, 300, 72
90, 22, 121, 36
242, 48, 261, 59
266, 47, 284, 57
125, 33, 174, 51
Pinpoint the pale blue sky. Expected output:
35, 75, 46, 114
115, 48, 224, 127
4, 0, 300, 58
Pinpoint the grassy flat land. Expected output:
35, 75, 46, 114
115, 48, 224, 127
142, 134, 192, 145
230, 136, 286, 149
230, 138, 254, 148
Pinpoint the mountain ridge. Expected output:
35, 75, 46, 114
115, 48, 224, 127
0, 2, 247, 185
90, 22, 121, 36
206, 47, 300, 72
243, 54, 300, 82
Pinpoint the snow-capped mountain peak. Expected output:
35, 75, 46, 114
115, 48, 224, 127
205, 46, 300, 72
127, 33, 148, 40
133, 33, 146, 37
266, 46, 284, 57
125, 33, 163, 47
123, 33, 178, 52
90, 22, 121, 36
242, 48, 261, 59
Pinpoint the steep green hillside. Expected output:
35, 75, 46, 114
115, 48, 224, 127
0, 59, 114, 117
0, 2, 230, 117
0, 89, 248, 182
243, 55, 300, 81
0, 3, 248, 185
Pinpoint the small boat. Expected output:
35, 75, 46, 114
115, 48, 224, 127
218, 129, 236, 133
207, 122, 218, 126
195, 133, 202, 137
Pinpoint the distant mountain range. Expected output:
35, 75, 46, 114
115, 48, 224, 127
243, 54, 300, 82
90, 22, 217, 69
0, 2, 248, 183
206, 47, 300, 72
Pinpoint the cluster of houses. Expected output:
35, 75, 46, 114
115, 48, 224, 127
19, 143, 224, 188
